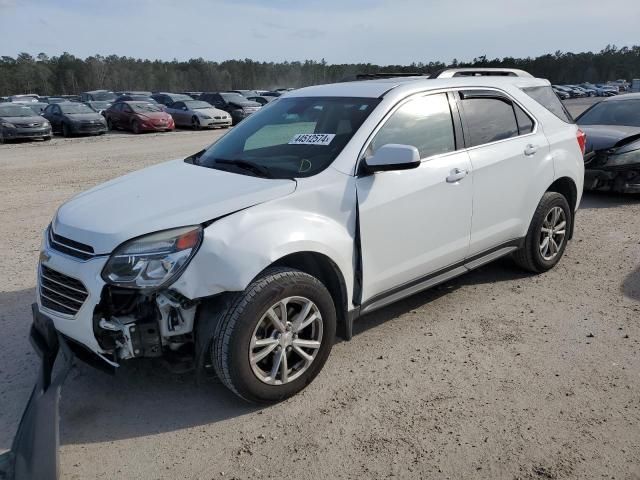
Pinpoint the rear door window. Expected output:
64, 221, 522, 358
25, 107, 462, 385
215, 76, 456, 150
514, 104, 534, 134
459, 95, 519, 147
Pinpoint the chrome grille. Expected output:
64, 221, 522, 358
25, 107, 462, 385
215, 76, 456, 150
48, 228, 95, 260
39, 265, 89, 316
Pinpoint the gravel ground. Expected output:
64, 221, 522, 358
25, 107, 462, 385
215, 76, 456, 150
1, 100, 639, 479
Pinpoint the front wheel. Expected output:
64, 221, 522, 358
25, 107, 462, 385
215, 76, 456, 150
131, 120, 141, 134
62, 123, 71, 137
513, 192, 572, 273
211, 268, 336, 403
191, 116, 201, 130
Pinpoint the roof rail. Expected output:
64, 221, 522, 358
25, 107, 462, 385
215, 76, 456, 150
340, 72, 427, 82
430, 68, 533, 79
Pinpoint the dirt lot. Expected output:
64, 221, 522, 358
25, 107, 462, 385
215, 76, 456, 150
1, 100, 639, 479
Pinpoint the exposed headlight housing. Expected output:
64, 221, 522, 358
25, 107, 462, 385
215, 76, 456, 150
102, 226, 203, 289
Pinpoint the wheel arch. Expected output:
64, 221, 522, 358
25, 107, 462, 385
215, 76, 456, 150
269, 251, 349, 338
546, 176, 578, 239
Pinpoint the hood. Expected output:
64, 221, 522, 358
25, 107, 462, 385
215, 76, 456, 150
196, 107, 229, 117
65, 113, 104, 122
0, 115, 47, 125
54, 160, 297, 253
137, 111, 170, 120
580, 124, 640, 152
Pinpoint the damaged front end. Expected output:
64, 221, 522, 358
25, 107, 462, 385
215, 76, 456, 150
93, 286, 199, 370
585, 137, 640, 194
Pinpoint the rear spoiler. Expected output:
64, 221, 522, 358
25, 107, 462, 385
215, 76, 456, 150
0, 305, 73, 480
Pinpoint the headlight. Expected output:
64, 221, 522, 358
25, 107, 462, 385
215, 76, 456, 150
1, 121, 16, 128
43, 120, 51, 127
199, 114, 212, 119
607, 148, 640, 167
101, 226, 203, 289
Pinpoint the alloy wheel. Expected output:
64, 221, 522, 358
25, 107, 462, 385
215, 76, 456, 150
249, 296, 323, 385
539, 206, 566, 261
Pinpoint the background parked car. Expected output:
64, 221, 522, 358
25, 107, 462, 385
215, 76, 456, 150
247, 95, 276, 106
40, 96, 66, 104
105, 101, 174, 134
84, 100, 112, 116
230, 89, 260, 98
42, 102, 107, 137
25, 102, 49, 115
0, 103, 51, 143
151, 92, 193, 107
165, 99, 232, 129
199, 92, 261, 124
80, 90, 117, 102
9, 94, 39, 103
577, 93, 640, 193
114, 94, 160, 104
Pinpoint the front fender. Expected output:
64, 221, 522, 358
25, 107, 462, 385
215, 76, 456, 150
172, 175, 357, 304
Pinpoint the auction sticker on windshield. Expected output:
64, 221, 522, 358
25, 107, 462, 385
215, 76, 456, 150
289, 133, 336, 145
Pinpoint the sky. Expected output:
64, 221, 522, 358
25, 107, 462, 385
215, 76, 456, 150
0, 0, 639, 65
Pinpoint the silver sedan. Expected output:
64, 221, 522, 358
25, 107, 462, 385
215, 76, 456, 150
165, 100, 232, 129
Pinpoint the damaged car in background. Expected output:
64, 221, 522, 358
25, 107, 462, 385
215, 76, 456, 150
577, 93, 640, 193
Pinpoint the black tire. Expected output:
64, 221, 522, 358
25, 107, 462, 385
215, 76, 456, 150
132, 120, 141, 134
191, 116, 201, 130
513, 192, 572, 273
212, 267, 336, 404
0, 132, 6, 144
106, 118, 114, 131
62, 123, 71, 137
42, 136, 51, 141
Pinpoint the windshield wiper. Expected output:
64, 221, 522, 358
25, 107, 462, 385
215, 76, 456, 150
214, 159, 273, 178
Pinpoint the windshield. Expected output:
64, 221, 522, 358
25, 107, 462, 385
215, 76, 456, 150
185, 100, 213, 109
131, 103, 162, 113
170, 94, 192, 102
189, 96, 380, 179
221, 92, 249, 103
0, 105, 36, 117
92, 91, 116, 101
60, 104, 94, 114
577, 100, 640, 127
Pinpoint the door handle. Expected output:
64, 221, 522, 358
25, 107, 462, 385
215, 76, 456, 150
524, 144, 538, 156
446, 168, 468, 183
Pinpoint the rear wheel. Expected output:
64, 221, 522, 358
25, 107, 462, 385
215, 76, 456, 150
513, 192, 572, 273
212, 268, 336, 404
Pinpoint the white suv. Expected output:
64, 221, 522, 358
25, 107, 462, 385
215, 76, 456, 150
35, 69, 585, 403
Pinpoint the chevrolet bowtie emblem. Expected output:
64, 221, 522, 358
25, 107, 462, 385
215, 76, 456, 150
39, 250, 51, 263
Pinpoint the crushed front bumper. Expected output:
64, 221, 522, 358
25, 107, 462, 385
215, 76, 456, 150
0, 306, 73, 480
584, 168, 640, 194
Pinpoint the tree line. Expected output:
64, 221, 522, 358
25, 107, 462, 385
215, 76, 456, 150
1, 45, 638, 97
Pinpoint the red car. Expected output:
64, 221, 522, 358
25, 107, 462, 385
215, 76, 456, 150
105, 101, 174, 134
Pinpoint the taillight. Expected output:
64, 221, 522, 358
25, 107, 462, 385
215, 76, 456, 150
576, 128, 586, 155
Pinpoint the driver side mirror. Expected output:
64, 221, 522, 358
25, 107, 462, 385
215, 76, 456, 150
182, 106, 188, 111
362, 144, 421, 173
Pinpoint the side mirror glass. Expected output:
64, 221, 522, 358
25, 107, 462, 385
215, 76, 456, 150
363, 144, 421, 173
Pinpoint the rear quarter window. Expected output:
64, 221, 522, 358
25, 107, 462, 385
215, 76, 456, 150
521, 86, 574, 124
